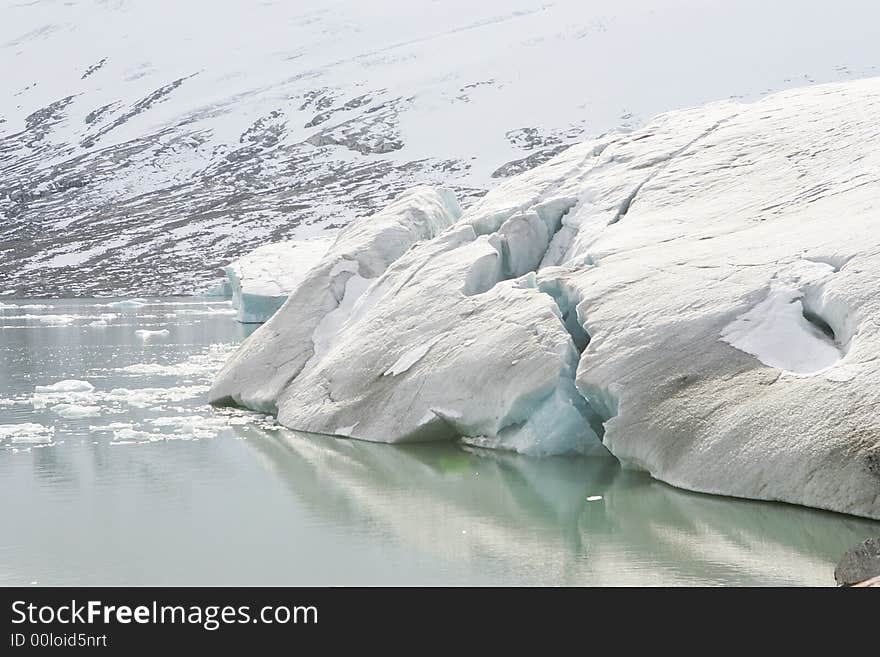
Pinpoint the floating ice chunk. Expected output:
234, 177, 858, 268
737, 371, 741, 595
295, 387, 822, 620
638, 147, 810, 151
0, 303, 50, 310
586, 495, 603, 502
0, 423, 55, 444
107, 299, 148, 310
50, 403, 102, 418
32, 380, 97, 410
173, 306, 237, 316
0, 313, 77, 325
111, 428, 165, 443
148, 414, 242, 439
135, 329, 170, 341
89, 422, 134, 432
30, 314, 78, 324
224, 238, 333, 323
107, 385, 208, 408
115, 344, 235, 378
35, 380, 94, 393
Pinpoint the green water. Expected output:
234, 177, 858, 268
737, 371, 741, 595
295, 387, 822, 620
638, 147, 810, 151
1, 298, 876, 585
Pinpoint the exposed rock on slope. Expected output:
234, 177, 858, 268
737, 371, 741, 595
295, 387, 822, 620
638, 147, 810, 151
213, 78, 880, 519
4, 0, 880, 297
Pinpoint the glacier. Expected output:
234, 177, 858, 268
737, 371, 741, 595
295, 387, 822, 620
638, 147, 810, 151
211, 77, 880, 520
210, 185, 461, 412
223, 239, 332, 323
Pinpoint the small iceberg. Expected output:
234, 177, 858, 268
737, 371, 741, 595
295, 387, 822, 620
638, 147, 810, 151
135, 329, 170, 341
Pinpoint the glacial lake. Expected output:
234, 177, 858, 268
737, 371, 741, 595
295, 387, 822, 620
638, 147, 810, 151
1, 297, 877, 586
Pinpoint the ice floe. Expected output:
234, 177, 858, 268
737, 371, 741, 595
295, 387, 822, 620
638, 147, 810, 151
35, 380, 94, 394
50, 404, 102, 419
0, 423, 55, 445
135, 329, 170, 341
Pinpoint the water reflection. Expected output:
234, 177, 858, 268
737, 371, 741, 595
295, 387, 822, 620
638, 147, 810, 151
2, 297, 878, 586
243, 427, 880, 586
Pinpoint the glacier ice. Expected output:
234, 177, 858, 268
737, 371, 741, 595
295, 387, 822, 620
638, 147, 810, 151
213, 78, 880, 519
719, 261, 844, 375
210, 185, 461, 412
224, 238, 333, 323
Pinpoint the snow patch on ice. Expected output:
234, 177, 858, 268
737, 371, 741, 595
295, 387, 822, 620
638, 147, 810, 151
384, 336, 442, 377
310, 273, 372, 361
720, 264, 845, 375
334, 423, 359, 436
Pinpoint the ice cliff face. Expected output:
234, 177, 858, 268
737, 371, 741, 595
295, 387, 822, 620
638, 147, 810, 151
4, 0, 880, 297
212, 78, 880, 519
211, 185, 461, 411
224, 239, 332, 323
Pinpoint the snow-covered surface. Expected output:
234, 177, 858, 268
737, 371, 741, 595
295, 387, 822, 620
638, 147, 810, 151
3, 0, 880, 296
383, 337, 442, 377
214, 77, 880, 519
719, 261, 845, 375
224, 238, 332, 323
211, 185, 461, 409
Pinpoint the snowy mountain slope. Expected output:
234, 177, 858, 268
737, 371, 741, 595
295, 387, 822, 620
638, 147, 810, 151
2, 0, 879, 296
212, 77, 880, 519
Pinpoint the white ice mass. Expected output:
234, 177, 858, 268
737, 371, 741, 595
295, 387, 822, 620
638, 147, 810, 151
212, 78, 880, 519
34, 380, 95, 394
0, 423, 55, 445
135, 329, 170, 341
211, 185, 461, 411
224, 239, 332, 323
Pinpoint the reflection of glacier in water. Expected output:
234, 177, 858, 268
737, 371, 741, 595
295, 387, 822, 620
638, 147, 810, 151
244, 428, 880, 586
1, 298, 878, 585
